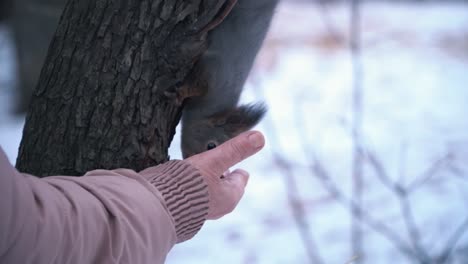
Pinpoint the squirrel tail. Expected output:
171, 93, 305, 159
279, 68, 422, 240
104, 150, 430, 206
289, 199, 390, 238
209, 102, 267, 136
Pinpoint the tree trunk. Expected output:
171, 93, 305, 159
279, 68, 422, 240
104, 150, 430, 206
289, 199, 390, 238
16, 0, 227, 177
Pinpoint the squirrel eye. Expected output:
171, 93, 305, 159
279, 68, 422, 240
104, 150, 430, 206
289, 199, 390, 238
206, 142, 217, 150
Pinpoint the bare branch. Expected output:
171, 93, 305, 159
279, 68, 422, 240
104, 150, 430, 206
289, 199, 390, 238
273, 154, 325, 264
366, 145, 431, 262
448, 163, 468, 182
397, 142, 408, 184
406, 152, 453, 192
364, 144, 431, 262
438, 216, 468, 264
360, 139, 464, 263
350, 0, 364, 259
364, 149, 397, 190
310, 157, 416, 259
284, 70, 417, 260
399, 192, 431, 262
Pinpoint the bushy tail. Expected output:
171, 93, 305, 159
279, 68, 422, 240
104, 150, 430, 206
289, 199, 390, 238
209, 102, 267, 137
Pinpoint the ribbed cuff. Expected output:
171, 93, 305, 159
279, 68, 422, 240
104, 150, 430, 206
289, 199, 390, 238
141, 160, 209, 243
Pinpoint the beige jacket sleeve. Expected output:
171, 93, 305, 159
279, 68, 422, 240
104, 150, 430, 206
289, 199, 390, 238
0, 147, 209, 264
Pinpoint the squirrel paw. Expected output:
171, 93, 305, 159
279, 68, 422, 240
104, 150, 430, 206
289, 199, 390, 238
165, 83, 204, 106
198, 0, 238, 35
164, 87, 185, 106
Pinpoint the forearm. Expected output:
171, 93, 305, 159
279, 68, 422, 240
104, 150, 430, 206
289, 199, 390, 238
0, 149, 209, 263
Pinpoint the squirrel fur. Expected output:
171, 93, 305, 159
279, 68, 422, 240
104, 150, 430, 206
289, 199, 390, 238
180, 0, 279, 158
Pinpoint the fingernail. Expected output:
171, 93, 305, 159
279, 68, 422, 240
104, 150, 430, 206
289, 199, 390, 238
248, 132, 264, 149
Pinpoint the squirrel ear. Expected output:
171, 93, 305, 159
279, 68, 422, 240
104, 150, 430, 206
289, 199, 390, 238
211, 103, 267, 137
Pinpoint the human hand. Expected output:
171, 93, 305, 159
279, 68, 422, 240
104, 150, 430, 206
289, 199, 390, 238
185, 131, 265, 219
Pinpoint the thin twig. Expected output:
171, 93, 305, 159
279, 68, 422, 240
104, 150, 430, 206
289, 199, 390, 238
399, 191, 431, 262
309, 157, 417, 259
364, 149, 397, 190
447, 163, 467, 182
363, 140, 466, 263
406, 153, 453, 192
366, 145, 431, 262
274, 154, 325, 264
350, 0, 364, 260
438, 216, 468, 264
397, 141, 408, 184
288, 81, 417, 260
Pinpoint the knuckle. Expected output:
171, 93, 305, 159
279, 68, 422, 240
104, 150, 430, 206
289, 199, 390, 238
227, 140, 247, 162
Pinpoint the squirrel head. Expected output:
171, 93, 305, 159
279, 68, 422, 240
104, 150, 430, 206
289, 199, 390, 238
181, 103, 266, 158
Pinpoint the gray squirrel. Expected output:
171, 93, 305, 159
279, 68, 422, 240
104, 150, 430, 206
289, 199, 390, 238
176, 0, 279, 158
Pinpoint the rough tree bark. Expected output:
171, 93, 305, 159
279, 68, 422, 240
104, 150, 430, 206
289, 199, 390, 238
16, 0, 229, 177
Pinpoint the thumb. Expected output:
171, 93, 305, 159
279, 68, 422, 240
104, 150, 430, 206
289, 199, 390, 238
185, 132, 264, 220
186, 131, 265, 177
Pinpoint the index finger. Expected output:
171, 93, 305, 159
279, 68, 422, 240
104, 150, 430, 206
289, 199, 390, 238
186, 131, 265, 175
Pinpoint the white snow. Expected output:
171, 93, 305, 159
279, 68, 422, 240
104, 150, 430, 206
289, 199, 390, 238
1, 2, 468, 263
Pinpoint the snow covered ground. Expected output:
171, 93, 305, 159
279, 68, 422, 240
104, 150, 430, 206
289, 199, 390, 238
1, 1, 468, 263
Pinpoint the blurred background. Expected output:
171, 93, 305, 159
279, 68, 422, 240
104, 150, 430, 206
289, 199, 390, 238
1, 0, 468, 263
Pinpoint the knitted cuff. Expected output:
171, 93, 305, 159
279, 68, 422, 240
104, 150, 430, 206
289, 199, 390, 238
140, 160, 209, 243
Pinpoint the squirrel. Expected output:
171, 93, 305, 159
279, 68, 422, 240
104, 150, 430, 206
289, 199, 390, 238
172, 0, 279, 158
